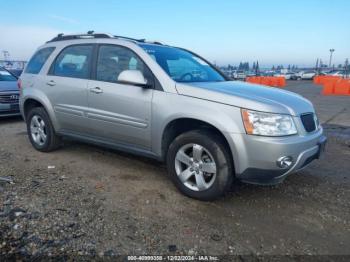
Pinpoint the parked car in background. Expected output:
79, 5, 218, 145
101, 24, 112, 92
8, 69, 23, 77
261, 71, 275, 77
246, 71, 257, 77
232, 70, 246, 80
274, 72, 295, 80
19, 32, 326, 200
222, 69, 236, 80
296, 70, 317, 80
290, 73, 299, 80
327, 70, 346, 77
0, 67, 20, 117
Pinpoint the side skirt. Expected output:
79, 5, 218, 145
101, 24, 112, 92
57, 130, 162, 161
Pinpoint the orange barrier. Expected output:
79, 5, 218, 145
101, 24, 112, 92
246, 76, 286, 87
277, 77, 286, 87
322, 76, 341, 85
314, 75, 342, 85
322, 79, 350, 96
322, 80, 336, 95
313, 75, 322, 84
246, 76, 257, 84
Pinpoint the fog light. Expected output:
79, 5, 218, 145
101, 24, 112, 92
276, 156, 293, 169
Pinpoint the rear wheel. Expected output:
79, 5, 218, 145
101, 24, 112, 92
26, 107, 62, 152
166, 130, 233, 201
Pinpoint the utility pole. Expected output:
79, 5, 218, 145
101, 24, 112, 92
329, 49, 335, 68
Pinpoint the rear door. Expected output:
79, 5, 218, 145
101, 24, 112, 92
45, 44, 93, 134
87, 44, 154, 149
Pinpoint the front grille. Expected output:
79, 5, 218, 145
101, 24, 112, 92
0, 93, 19, 104
300, 113, 316, 132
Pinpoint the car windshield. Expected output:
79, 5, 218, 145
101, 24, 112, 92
0, 69, 17, 81
140, 44, 226, 83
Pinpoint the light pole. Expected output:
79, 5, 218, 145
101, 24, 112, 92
329, 49, 335, 68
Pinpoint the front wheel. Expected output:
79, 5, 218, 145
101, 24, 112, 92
166, 130, 234, 201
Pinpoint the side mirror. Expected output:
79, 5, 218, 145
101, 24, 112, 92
117, 70, 150, 88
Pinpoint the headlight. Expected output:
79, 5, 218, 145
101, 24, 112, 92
241, 109, 297, 136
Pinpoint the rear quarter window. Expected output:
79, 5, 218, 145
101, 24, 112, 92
25, 47, 55, 74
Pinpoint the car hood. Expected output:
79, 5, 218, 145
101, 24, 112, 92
176, 81, 314, 116
0, 81, 18, 92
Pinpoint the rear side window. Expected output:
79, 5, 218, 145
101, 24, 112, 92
51, 45, 93, 79
25, 47, 55, 74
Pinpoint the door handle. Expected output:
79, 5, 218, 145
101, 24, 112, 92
46, 80, 56, 86
90, 87, 103, 94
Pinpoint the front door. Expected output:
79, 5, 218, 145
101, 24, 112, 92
87, 44, 153, 149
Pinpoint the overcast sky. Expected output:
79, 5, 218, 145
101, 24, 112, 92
1, 0, 349, 67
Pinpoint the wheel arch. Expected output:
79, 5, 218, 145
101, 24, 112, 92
22, 95, 59, 131
160, 117, 235, 169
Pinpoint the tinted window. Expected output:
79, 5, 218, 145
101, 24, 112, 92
52, 45, 93, 79
96, 45, 151, 83
140, 44, 225, 83
25, 47, 55, 74
0, 69, 17, 81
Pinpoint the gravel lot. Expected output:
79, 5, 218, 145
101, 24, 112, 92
1, 81, 349, 259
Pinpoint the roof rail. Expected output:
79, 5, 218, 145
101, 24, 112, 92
47, 31, 113, 43
113, 36, 164, 45
47, 31, 165, 45
113, 35, 146, 43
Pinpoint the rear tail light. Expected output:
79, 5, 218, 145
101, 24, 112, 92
17, 78, 22, 89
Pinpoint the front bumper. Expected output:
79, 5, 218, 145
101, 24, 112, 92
0, 103, 21, 117
226, 127, 326, 185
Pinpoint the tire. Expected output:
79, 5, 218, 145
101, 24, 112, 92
26, 107, 62, 152
166, 130, 234, 201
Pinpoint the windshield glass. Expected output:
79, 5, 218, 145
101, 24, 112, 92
0, 69, 17, 81
140, 44, 226, 83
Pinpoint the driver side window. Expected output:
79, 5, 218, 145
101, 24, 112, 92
96, 45, 151, 84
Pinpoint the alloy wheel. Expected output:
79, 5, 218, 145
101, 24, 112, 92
174, 143, 217, 191
30, 115, 47, 146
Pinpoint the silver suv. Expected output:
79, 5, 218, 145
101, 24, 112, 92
19, 32, 326, 200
